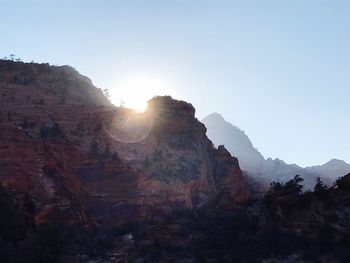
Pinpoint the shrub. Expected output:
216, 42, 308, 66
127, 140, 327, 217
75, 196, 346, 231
40, 122, 65, 140
334, 174, 350, 191
90, 141, 120, 161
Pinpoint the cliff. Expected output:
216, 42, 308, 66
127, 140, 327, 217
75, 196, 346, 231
0, 60, 248, 227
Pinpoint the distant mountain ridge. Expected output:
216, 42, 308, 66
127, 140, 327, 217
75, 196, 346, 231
202, 113, 350, 189
202, 113, 265, 174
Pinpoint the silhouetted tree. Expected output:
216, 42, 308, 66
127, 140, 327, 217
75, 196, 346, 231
314, 177, 327, 192
334, 174, 350, 191
284, 174, 304, 195
102, 88, 110, 101
267, 175, 304, 195
268, 181, 282, 193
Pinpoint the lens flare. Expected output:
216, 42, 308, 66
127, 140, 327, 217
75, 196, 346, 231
103, 109, 154, 144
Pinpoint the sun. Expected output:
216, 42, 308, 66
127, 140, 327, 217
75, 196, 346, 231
122, 98, 149, 113
110, 74, 170, 113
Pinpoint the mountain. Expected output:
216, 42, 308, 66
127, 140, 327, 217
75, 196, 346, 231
305, 159, 350, 179
0, 60, 248, 228
2, 60, 350, 262
202, 113, 265, 174
202, 113, 350, 189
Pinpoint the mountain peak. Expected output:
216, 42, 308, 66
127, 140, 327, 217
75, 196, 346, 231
325, 159, 347, 166
202, 113, 265, 174
202, 112, 349, 189
202, 112, 225, 122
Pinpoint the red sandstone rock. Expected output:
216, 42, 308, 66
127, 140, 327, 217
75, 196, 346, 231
0, 60, 248, 226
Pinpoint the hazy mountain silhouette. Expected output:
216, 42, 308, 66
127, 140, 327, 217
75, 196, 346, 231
202, 113, 265, 174
202, 113, 350, 189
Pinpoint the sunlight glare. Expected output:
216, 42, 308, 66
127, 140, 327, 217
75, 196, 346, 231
110, 74, 170, 113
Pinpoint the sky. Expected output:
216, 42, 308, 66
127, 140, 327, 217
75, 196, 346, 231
1, 0, 349, 167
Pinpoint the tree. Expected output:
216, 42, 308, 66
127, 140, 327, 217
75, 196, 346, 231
102, 88, 110, 101
334, 174, 350, 191
314, 177, 327, 192
268, 175, 304, 195
284, 174, 304, 195
268, 181, 282, 193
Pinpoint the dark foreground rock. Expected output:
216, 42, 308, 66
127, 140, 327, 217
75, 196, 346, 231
2, 174, 350, 262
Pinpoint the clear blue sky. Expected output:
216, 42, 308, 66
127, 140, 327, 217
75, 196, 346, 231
1, 0, 349, 166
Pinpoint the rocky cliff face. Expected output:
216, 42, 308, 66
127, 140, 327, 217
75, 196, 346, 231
0, 60, 248, 227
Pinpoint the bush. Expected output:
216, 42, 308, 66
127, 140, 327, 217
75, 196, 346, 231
90, 141, 120, 161
334, 174, 350, 191
40, 122, 65, 140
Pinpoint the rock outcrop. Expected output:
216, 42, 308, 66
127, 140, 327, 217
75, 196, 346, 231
0, 60, 248, 227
